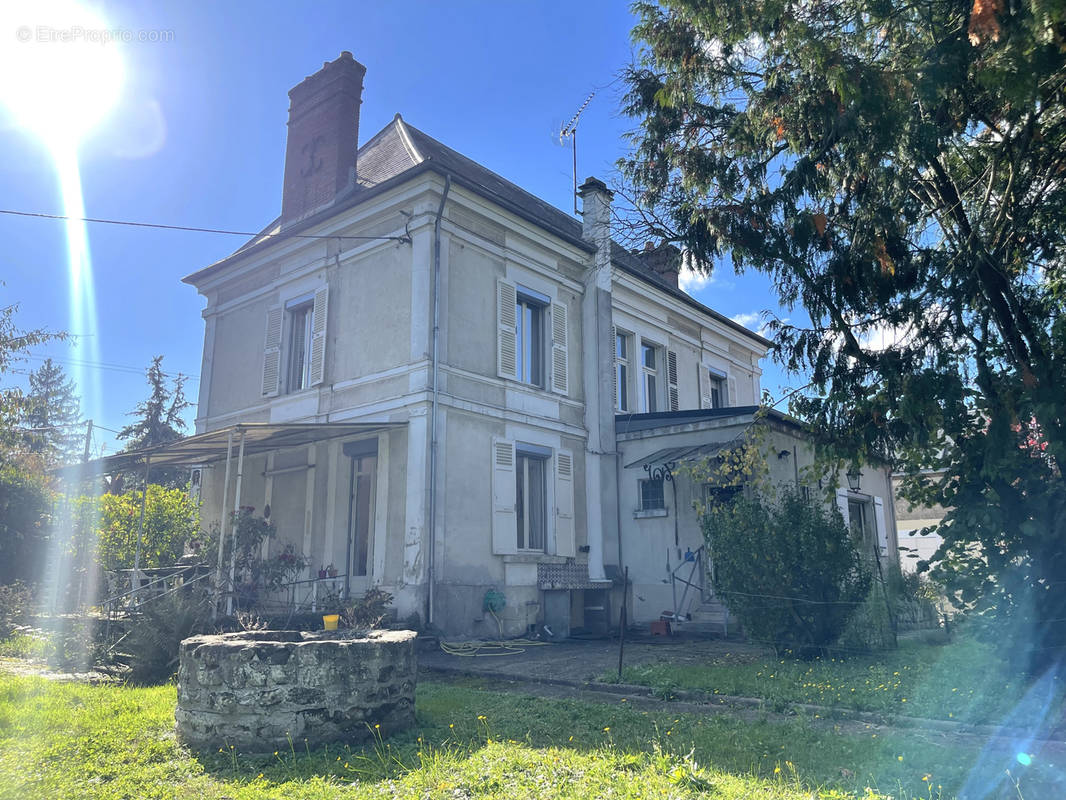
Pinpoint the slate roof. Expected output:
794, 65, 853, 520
183, 116, 770, 348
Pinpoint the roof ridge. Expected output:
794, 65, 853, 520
391, 114, 423, 164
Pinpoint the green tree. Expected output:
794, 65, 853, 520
0, 300, 63, 464
92, 485, 199, 571
22, 358, 82, 465
703, 485, 871, 654
622, 0, 1066, 670
118, 355, 192, 487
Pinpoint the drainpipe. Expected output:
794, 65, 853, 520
212, 430, 234, 621
428, 174, 451, 628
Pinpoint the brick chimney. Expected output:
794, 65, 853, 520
635, 242, 681, 289
281, 51, 366, 226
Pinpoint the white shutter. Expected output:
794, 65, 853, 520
667, 349, 680, 411
727, 375, 738, 406
700, 365, 712, 409
491, 438, 518, 555
497, 280, 517, 379
611, 325, 618, 410
550, 301, 569, 395
554, 449, 575, 557
308, 285, 328, 387
261, 306, 283, 397
873, 496, 888, 556
835, 489, 850, 529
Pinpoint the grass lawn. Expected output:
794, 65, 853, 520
0, 671, 1061, 799
606, 636, 1065, 726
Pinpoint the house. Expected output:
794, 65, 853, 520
100, 52, 899, 637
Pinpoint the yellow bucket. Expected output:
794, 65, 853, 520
322, 614, 340, 631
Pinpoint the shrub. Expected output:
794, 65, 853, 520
702, 485, 871, 654
340, 588, 394, 629
0, 581, 34, 637
117, 587, 214, 684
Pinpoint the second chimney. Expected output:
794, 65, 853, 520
636, 242, 681, 289
281, 51, 366, 226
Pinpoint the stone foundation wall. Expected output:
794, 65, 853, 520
175, 629, 417, 751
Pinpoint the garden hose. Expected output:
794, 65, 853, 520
439, 638, 550, 657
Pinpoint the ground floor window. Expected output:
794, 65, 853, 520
639, 477, 665, 510
516, 447, 548, 551
848, 498, 875, 551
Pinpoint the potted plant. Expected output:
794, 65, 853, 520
326, 563, 338, 578
318, 565, 328, 579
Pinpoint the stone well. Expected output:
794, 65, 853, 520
175, 629, 417, 751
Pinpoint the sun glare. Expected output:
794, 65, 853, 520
0, 1, 124, 146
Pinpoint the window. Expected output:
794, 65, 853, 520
708, 373, 724, 408
703, 483, 742, 507
491, 439, 575, 557
848, 498, 875, 549
516, 447, 548, 551
286, 299, 314, 393
615, 331, 629, 411
639, 478, 665, 510
641, 343, 659, 412
515, 293, 545, 387
262, 286, 328, 398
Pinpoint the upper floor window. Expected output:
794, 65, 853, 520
496, 279, 568, 395
615, 331, 630, 411
286, 299, 314, 393
641, 343, 659, 413
516, 293, 545, 388
708, 373, 724, 408
262, 285, 328, 398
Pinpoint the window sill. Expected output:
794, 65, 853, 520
634, 508, 668, 519
503, 553, 568, 564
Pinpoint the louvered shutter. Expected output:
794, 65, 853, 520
554, 449, 575, 557
835, 490, 850, 529
497, 280, 517, 379
873, 496, 888, 556
667, 349, 680, 411
309, 285, 328, 387
700, 365, 712, 409
550, 301, 569, 395
727, 375, 738, 407
491, 438, 518, 555
261, 306, 283, 397
611, 325, 618, 410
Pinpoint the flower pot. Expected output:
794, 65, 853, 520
318, 569, 328, 579
322, 614, 340, 631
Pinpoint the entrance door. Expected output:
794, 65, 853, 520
343, 439, 377, 598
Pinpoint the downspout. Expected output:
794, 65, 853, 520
428, 174, 451, 628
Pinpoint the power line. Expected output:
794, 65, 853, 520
23, 353, 200, 382
0, 208, 412, 243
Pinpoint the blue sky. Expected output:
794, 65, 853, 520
1, 1, 793, 458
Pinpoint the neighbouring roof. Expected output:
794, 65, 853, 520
53, 422, 406, 478
183, 116, 770, 349
615, 406, 804, 435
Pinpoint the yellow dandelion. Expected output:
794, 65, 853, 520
897, 755, 903, 762
774, 766, 781, 774
374, 723, 381, 729
449, 723, 454, 729
569, 735, 574, 741
603, 726, 610, 732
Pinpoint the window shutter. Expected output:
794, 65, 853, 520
550, 301, 569, 395
699, 365, 712, 409
611, 325, 618, 410
727, 375, 738, 407
309, 285, 329, 387
554, 449, 575, 557
261, 306, 283, 397
835, 490, 850, 529
873, 496, 888, 556
491, 438, 518, 555
497, 280, 517, 379
667, 349, 680, 411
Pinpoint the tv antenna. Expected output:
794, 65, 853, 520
560, 91, 595, 215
